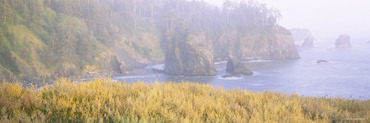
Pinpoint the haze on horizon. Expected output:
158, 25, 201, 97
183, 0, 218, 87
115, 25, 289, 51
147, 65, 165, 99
204, 0, 370, 42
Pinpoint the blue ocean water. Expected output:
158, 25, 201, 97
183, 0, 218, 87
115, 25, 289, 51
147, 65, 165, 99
112, 41, 370, 99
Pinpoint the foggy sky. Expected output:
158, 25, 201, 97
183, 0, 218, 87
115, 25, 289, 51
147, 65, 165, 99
204, 0, 370, 42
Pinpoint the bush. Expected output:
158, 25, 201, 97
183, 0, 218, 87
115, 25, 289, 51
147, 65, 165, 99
0, 78, 369, 122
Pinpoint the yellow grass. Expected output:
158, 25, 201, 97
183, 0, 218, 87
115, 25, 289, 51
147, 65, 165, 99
0, 78, 369, 122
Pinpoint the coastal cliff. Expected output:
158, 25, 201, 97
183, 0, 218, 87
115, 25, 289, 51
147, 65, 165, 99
216, 27, 300, 60
165, 31, 217, 76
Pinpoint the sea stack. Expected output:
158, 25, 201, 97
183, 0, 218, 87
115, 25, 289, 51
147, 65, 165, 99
301, 35, 314, 48
226, 55, 253, 75
165, 38, 217, 76
335, 34, 351, 49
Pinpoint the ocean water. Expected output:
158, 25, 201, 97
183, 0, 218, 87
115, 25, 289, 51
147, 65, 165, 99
112, 41, 370, 99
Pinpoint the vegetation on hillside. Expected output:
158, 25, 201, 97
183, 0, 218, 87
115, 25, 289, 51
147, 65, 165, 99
0, 0, 293, 82
0, 0, 163, 81
0, 78, 369, 122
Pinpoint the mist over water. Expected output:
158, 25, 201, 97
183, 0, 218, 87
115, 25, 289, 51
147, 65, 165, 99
2, 0, 369, 121
204, 0, 370, 41
112, 40, 370, 100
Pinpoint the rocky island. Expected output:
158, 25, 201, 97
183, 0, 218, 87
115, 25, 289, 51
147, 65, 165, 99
335, 34, 352, 49
301, 35, 314, 48
225, 55, 253, 75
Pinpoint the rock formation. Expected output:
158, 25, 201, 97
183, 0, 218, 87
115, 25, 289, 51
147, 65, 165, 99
226, 55, 253, 75
110, 56, 128, 74
240, 33, 300, 60
165, 37, 217, 76
316, 60, 328, 64
335, 34, 351, 49
216, 27, 300, 60
301, 35, 314, 48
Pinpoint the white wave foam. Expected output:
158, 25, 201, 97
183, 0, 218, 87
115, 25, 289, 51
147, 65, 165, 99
218, 76, 243, 80
252, 71, 260, 76
248, 60, 273, 63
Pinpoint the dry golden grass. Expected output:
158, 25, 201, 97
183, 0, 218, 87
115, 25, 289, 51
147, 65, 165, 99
0, 78, 369, 122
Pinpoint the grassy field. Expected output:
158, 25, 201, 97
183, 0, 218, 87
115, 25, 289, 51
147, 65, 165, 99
0, 78, 369, 122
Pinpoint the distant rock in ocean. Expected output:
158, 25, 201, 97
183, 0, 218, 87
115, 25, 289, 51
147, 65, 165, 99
301, 35, 314, 49
335, 34, 351, 49
226, 55, 253, 75
316, 60, 328, 64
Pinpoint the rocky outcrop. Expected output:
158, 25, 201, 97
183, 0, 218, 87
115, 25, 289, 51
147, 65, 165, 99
335, 34, 351, 49
216, 27, 300, 60
301, 35, 314, 48
266, 33, 300, 60
109, 56, 128, 74
226, 55, 253, 75
317, 60, 328, 64
165, 35, 217, 76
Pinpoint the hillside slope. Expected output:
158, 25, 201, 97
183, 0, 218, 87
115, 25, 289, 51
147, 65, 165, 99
0, 78, 369, 122
0, 0, 163, 81
0, 0, 299, 82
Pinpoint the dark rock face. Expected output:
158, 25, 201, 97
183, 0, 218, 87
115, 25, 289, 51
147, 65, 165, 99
226, 56, 253, 75
165, 40, 217, 76
110, 56, 128, 74
335, 34, 351, 49
301, 35, 314, 48
317, 60, 328, 64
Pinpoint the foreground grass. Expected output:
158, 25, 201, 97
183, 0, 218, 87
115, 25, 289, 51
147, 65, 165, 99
0, 78, 369, 122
